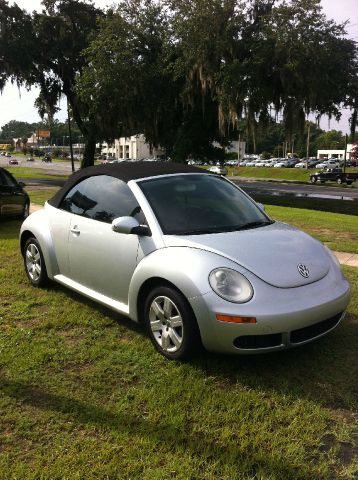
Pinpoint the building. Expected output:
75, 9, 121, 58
102, 134, 164, 160
317, 144, 353, 160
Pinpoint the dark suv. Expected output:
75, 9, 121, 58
0, 167, 30, 218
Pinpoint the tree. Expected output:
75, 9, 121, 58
0, 0, 103, 167
315, 130, 345, 151
79, 0, 357, 162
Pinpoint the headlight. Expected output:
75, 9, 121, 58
209, 268, 253, 303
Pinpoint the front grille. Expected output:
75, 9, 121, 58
290, 313, 342, 344
234, 333, 282, 349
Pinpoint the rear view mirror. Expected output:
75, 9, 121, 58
112, 216, 151, 236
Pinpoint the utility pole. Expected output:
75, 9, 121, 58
306, 122, 311, 169
67, 99, 75, 173
343, 133, 348, 173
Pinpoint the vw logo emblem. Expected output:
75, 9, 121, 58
297, 264, 310, 278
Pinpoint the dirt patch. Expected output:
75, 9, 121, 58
310, 228, 357, 241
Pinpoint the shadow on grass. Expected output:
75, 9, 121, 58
193, 319, 358, 411
2, 218, 356, 412
0, 218, 22, 239
1, 377, 313, 479
39, 279, 358, 412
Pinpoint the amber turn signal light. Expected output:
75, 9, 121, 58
216, 314, 257, 324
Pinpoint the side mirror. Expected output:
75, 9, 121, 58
18, 181, 26, 188
111, 216, 151, 236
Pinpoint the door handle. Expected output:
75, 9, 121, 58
70, 226, 80, 235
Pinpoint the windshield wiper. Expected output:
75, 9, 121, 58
236, 220, 274, 231
177, 227, 224, 235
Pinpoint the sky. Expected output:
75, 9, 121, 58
0, 0, 357, 134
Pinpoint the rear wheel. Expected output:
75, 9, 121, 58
310, 176, 317, 184
24, 237, 49, 287
144, 286, 201, 360
336, 177, 343, 185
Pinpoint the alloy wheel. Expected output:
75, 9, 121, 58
149, 295, 184, 353
25, 243, 42, 282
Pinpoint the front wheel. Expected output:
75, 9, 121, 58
24, 237, 49, 287
336, 177, 343, 185
144, 286, 201, 360
310, 176, 317, 184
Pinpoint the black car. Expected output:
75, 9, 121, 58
0, 167, 30, 218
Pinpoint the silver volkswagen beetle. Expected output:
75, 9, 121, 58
20, 163, 350, 359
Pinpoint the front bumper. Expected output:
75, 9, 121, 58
189, 265, 350, 354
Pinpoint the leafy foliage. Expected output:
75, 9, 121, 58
0, 0, 357, 164
0, 0, 102, 166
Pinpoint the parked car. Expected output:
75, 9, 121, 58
245, 160, 260, 167
310, 168, 358, 185
264, 160, 276, 167
254, 160, 267, 167
208, 165, 228, 175
295, 160, 320, 169
274, 160, 289, 168
315, 160, 341, 170
8, 158, 18, 165
0, 167, 29, 218
20, 163, 350, 360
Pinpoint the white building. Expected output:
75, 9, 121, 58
102, 134, 164, 160
317, 144, 353, 160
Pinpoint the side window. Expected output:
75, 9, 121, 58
59, 175, 146, 224
1, 170, 17, 187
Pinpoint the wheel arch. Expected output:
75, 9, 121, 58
20, 210, 59, 279
136, 276, 194, 324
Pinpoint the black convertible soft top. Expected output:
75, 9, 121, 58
48, 161, 212, 209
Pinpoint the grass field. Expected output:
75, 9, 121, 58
0, 219, 357, 480
266, 205, 358, 254
6, 167, 68, 181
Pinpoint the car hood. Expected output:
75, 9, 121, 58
163, 222, 330, 288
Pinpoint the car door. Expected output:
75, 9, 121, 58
59, 175, 144, 305
0, 169, 24, 215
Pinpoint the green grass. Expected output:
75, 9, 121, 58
0, 220, 357, 479
265, 205, 358, 254
25, 187, 59, 206
6, 167, 68, 181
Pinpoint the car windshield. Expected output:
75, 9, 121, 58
138, 174, 273, 235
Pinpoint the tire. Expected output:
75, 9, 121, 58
336, 177, 343, 185
346, 181, 352, 186
310, 176, 317, 184
23, 237, 49, 287
144, 286, 201, 360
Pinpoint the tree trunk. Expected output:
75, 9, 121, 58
82, 135, 96, 168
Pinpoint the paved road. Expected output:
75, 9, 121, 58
230, 178, 358, 200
